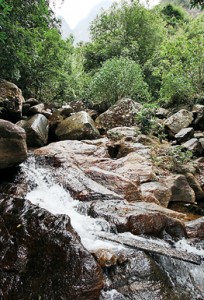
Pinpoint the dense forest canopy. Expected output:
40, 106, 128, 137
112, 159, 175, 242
0, 0, 203, 107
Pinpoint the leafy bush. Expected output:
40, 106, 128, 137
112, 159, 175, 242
87, 57, 151, 104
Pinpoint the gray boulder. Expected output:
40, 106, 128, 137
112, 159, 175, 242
141, 181, 172, 207
95, 98, 142, 131
175, 127, 194, 143
0, 79, 24, 122
0, 119, 27, 169
17, 114, 49, 147
55, 111, 100, 140
164, 109, 193, 137
182, 138, 203, 156
165, 174, 195, 203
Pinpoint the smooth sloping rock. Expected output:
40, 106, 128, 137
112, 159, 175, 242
175, 127, 194, 143
165, 175, 195, 203
86, 200, 187, 239
164, 109, 193, 136
55, 111, 100, 140
85, 166, 142, 202
34, 139, 153, 202
17, 114, 49, 147
0, 79, 24, 121
0, 120, 27, 169
0, 196, 103, 300
186, 217, 204, 238
141, 181, 172, 207
95, 98, 142, 131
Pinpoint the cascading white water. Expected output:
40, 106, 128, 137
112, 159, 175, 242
22, 156, 204, 299
23, 156, 122, 252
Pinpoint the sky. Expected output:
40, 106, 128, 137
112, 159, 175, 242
53, 0, 119, 29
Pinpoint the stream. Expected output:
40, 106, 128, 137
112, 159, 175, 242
23, 155, 204, 299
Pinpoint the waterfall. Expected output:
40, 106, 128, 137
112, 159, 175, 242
23, 156, 122, 252
22, 155, 204, 299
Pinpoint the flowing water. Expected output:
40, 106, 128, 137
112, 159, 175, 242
22, 156, 204, 299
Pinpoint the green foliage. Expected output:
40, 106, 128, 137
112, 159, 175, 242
161, 4, 189, 27
0, 0, 77, 102
146, 13, 204, 106
83, 0, 166, 72
87, 57, 150, 104
190, 0, 204, 9
167, 145, 193, 171
135, 103, 159, 135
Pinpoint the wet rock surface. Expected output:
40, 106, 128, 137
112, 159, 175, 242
83, 200, 187, 239
0, 196, 103, 300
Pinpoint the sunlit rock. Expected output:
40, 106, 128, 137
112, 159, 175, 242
164, 109, 193, 137
17, 113, 49, 147
55, 111, 100, 140
95, 98, 142, 132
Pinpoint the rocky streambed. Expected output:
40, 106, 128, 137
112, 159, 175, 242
1, 138, 204, 300
1, 79, 204, 299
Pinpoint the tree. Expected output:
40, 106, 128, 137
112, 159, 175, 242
190, 0, 204, 9
87, 57, 150, 104
83, 0, 166, 72
0, 0, 75, 102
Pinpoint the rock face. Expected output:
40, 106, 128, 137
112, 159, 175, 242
86, 200, 187, 239
55, 111, 100, 140
95, 98, 142, 131
186, 217, 204, 238
0, 79, 24, 121
17, 114, 49, 147
0, 120, 27, 169
34, 139, 155, 201
164, 109, 193, 137
165, 175, 195, 203
141, 181, 172, 207
0, 196, 103, 300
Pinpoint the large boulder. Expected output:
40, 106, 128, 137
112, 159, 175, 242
55, 111, 100, 140
95, 98, 142, 132
85, 200, 187, 239
141, 181, 172, 207
0, 79, 24, 122
164, 109, 193, 137
0, 196, 103, 299
0, 120, 27, 169
164, 175, 195, 203
17, 114, 49, 147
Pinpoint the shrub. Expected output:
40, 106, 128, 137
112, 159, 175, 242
87, 57, 151, 104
